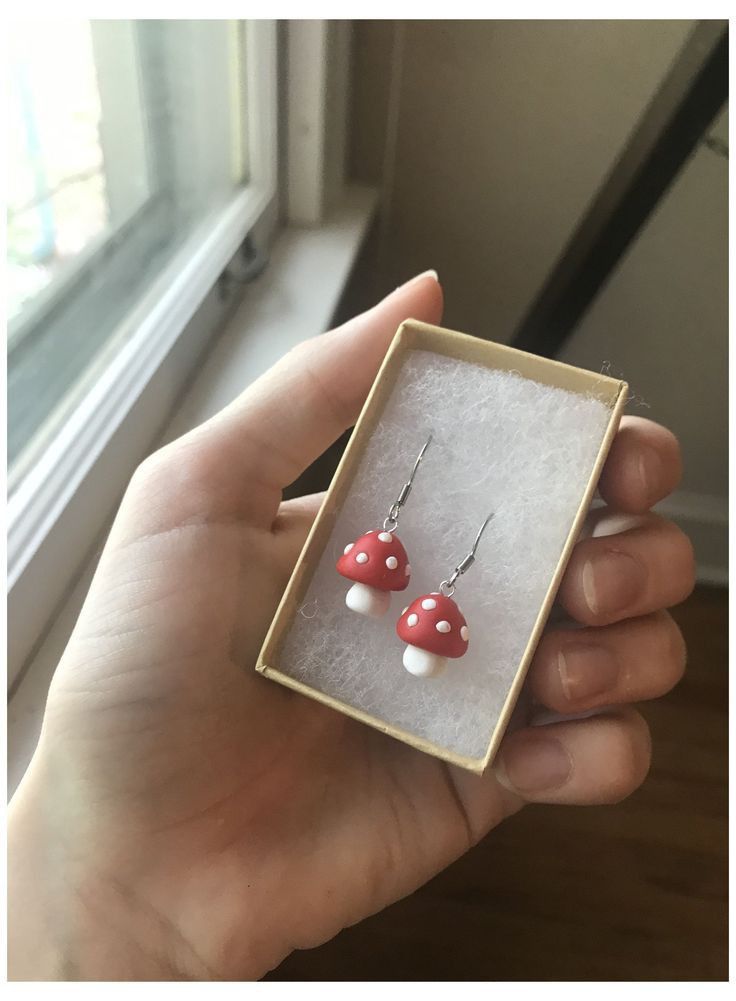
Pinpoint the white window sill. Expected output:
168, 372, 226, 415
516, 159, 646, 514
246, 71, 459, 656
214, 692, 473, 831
8, 183, 378, 796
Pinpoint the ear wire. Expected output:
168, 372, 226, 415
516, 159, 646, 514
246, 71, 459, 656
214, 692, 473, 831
383, 433, 433, 531
439, 512, 494, 597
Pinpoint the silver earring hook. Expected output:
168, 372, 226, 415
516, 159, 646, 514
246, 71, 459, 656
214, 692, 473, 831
439, 512, 494, 597
383, 433, 433, 532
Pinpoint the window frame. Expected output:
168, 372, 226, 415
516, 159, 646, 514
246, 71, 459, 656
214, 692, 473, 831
7, 19, 279, 686
7, 20, 257, 479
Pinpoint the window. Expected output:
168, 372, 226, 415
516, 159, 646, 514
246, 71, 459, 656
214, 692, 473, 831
7, 19, 277, 657
7, 19, 270, 491
7, 20, 370, 779
7, 20, 368, 692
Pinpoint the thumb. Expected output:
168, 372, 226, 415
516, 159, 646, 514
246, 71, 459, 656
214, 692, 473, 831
187, 271, 443, 525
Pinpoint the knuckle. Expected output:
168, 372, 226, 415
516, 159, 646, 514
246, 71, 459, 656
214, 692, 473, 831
129, 436, 211, 504
131, 443, 183, 490
285, 337, 314, 366
130, 448, 169, 490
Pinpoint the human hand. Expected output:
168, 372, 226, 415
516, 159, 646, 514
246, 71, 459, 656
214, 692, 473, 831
8, 272, 694, 980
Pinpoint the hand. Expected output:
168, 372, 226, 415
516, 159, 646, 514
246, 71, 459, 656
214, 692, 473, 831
8, 273, 694, 981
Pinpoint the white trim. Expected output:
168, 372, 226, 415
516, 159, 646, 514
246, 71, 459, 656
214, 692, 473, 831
246, 20, 278, 193
7, 21, 279, 686
695, 565, 729, 588
656, 488, 728, 525
91, 20, 150, 226
8, 187, 271, 583
285, 20, 351, 225
286, 20, 328, 224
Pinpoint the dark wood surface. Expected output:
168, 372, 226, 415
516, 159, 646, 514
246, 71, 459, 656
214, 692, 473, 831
267, 586, 728, 981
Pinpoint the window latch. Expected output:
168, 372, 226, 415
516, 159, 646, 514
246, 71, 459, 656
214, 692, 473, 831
217, 232, 268, 300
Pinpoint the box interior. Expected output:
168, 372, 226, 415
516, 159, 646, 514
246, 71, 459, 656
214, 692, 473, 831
269, 334, 619, 763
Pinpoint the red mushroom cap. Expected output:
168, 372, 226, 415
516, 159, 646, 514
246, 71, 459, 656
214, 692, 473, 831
336, 530, 411, 592
396, 592, 469, 658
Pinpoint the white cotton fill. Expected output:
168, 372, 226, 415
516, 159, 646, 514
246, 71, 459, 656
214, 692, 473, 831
277, 349, 613, 761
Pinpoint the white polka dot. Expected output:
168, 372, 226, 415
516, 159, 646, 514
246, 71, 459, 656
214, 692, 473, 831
436, 620, 451, 633
355, 552, 369, 564
343, 543, 354, 554
405, 564, 412, 576
377, 531, 393, 543
460, 625, 469, 642
385, 556, 398, 570
407, 613, 419, 627
421, 598, 437, 610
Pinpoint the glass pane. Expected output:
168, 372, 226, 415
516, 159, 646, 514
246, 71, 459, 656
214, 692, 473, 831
7, 21, 112, 322
7, 19, 248, 485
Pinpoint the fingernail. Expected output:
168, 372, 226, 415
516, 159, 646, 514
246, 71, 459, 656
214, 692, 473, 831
638, 445, 663, 503
495, 735, 573, 794
558, 645, 619, 703
397, 269, 439, 290
582, 550, 647, 616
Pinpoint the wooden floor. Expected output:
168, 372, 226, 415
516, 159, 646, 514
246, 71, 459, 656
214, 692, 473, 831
267, 586, 728, 981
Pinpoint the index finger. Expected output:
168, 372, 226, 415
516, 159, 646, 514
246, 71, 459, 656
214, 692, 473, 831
203, 272, 442, 495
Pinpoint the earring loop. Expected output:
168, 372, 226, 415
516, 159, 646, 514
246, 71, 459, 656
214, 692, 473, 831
437, 512, 494, 597
336, 434, 433, 617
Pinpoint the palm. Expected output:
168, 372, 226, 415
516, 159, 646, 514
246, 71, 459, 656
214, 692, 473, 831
43, 444, 489, 979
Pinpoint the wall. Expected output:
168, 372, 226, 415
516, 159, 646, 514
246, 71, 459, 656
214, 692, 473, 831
350, 20, 694, 337
558, 107, 728, 580
348, 20, 726, 580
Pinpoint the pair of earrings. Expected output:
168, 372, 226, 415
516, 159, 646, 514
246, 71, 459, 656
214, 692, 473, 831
336, 436, 492, 678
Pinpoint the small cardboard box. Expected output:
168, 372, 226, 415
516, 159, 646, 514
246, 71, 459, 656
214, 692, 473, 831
256, 320, 627, 773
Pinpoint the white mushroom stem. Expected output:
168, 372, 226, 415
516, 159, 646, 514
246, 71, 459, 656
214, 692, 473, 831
402, 645, 448, 678
345, 582, 390, 618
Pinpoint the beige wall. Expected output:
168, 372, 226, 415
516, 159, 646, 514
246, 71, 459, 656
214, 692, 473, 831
350, 20, 694, 337
348, 20, 726, 578
559, 107, 728, 577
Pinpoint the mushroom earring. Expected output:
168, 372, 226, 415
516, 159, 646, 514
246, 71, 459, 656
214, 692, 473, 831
336, 435, 433, 617
396, 513, 494, 678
